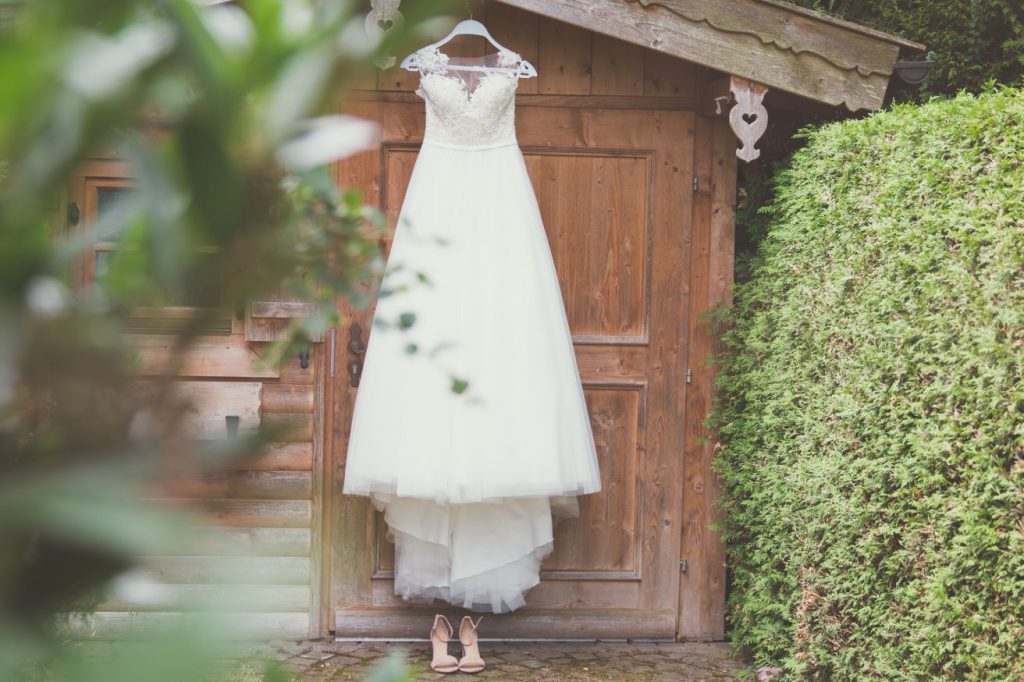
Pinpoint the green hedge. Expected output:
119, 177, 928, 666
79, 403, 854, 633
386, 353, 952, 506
714, 88, 1024, 679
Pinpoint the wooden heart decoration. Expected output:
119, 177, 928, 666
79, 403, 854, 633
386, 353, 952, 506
729, 78, 769, 162
366, 0, 403, 69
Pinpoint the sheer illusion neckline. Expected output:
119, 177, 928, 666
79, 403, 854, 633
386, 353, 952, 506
416, 45, 522, 100
422, 70, 517, 103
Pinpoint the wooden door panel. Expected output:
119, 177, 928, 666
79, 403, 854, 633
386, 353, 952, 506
375, 514, 394, 574
544, 386, 641, 576
330, 100, 693, 638
524, 151, 650, 341
382, 147, 418, 254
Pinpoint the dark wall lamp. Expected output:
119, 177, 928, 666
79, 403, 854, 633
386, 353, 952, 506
894, 59, 937, 85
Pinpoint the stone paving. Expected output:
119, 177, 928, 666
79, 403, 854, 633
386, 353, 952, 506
257, 639, 749, 681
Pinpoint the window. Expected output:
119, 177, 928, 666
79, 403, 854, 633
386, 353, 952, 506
87, 180, 133, 284
69, 161, 234, 335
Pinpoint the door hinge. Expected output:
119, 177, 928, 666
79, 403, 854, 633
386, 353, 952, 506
67, 202, 80, 226
686, 368, 692, 384
679, 559, 688, 573
692, 177, 699, 192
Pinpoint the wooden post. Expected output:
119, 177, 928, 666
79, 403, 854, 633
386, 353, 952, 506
679, 116, 735, 641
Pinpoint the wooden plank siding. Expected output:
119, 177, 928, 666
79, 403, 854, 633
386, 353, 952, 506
81, 351, 324, 639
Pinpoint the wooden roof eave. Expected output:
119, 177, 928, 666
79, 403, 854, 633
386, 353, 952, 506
497, 0, 925, 112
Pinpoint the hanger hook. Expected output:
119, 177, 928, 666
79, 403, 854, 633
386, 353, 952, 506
466, 0, 472, 20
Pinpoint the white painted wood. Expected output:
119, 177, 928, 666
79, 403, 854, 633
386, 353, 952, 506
142, 555, 310, 585
61, 611, 310, 640
132, 335, 277, 379
172, 381, 262, 439
100, 579, 310, 613
728, 77, 769, 162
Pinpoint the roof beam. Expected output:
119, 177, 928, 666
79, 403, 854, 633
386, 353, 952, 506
497, 0, 906, 111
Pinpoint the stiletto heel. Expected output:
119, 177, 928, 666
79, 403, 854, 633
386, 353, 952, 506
457, 615, 486, 674
429, 614, 459, 674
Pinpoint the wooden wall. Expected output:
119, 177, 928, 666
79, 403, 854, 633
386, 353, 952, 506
331, 4, 735, 641
54, 243, 326, 640
66, 4, 736, 642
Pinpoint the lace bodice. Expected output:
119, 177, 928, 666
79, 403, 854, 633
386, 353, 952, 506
413, 46, 524, 149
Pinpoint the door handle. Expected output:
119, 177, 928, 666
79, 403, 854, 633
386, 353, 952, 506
347, 322, 367, 387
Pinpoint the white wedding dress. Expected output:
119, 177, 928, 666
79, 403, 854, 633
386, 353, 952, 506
342, 45, 601, 613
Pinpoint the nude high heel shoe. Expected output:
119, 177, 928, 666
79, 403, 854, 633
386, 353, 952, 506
457, 615, 486, 674
429, 614, 459, 674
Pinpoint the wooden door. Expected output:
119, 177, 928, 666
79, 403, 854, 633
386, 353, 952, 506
327, 98, 694, 639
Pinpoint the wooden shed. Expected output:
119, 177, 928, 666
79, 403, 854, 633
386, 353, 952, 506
68, 0, 921, 642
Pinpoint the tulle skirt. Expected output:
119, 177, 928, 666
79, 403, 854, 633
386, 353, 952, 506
342, 138, 601, 613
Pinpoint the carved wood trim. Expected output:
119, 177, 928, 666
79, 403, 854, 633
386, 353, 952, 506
497, 0, 903, 111
728, 76, 768, 163
367, 0, 404, 69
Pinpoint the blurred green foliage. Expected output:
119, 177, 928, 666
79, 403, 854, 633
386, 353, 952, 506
0, 0, 453, 679
714, 87, 1024, 678
793, 0, 1023, 98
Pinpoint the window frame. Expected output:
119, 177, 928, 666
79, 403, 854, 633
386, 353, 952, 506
67, 159, 239, 335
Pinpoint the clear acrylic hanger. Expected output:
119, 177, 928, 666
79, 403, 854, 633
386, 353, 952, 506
399, 19, 538, 78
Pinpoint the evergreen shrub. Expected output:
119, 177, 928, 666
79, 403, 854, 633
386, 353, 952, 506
715, 88, 1024, 679
791, 1, 1023, 98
